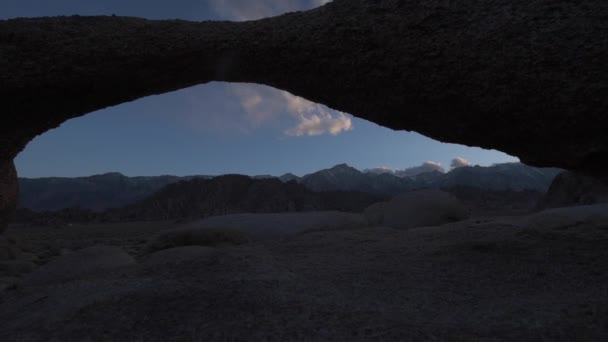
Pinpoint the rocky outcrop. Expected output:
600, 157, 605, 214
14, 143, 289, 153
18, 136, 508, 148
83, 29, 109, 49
1, 1, 607, 229
2, 1, 608, 169
0, 161, 17, 233
5, 206, 608, 340
114, 175, 383, 221
364, 190, 470, 229
539, 171, 608, 209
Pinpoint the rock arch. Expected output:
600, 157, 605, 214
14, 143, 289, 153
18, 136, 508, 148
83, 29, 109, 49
1, 0, 607, 231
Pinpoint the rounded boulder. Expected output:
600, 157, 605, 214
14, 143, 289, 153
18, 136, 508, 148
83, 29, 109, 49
364, 190, 470, 229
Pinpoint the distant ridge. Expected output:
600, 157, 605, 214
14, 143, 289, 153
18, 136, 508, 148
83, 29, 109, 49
18, 173, 207, 211
113, 175, 384, 221
18, 163, 561, 212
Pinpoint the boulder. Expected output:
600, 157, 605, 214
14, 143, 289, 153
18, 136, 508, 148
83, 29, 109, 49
146, 227, 248, 253
191, 211, 367, 237
539, 171, 608, 209
364, 190, 470, 229
526, 203, 608, 230
22, 245, 136, 287
0, 161, 18, 234
147, 211, 367, 252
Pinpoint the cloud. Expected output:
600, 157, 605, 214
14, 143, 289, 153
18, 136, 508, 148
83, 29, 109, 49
281, 90, 353, 136
229, 84, 286, 128
230, 83, 353, 137
364, 167, 395, 175
285, 111, 352, 137
365, 162, 445, 177
394, 161, 445, 177
450, 157, 472, 169
210, 0, 330, 21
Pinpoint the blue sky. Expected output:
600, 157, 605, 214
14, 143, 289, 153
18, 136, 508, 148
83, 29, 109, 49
5, 0, 518, 177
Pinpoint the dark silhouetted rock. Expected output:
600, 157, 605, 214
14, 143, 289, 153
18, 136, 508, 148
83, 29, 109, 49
539, 171, 608, 209
147, 211, 367, 251
146, 228, 248, 253
1, 1, 607, 229
438, 163, 562, 192
364, 190, 470, 229
445, 186, 544, 217
2, 1, 608, 171
116, 175, 383, 221
0, 161, 17, 233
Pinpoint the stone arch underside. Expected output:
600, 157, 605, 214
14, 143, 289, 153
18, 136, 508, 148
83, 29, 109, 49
1, 0, 607, 232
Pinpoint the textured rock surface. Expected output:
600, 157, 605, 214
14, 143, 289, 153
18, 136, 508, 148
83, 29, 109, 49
147, 211, 367, 252
118, 175, 381, 221
365, 190, 470, 229
539, 171, 608, 209
0, 161, 17, 233
22, 245, 136, 287
1, 207, 608, 340
2, 1, 608, 171
1, 1, 607, 229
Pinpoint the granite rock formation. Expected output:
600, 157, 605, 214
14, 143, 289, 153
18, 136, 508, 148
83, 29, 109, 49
113, 175, 384, 221
539, 171, 608, 209
1, 0, 608, 230
0, 162, 17, 233
364, 189, 470, 229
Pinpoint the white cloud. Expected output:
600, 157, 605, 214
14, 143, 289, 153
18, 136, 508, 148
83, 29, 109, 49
210, 0, 329, 21
395, 161, 445, 177
229, 84, 286, 128
230, 83, 353, 137
365, 162, 445, 177
450, 157, 472, 169
285, 111, 353, 137
364, 167, 395, 175
281, 90, 353, 136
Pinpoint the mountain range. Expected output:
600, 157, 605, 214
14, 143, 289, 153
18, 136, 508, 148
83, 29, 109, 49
289, 162, 561, 194
111, 175, 384, 221
18, 163, 562, 212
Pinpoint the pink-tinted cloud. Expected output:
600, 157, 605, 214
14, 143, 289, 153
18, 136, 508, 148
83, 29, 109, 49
230, 83, 353, 137
450, 157, 472, 169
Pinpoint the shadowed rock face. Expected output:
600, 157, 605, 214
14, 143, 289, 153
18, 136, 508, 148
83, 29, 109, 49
0, 161, 18, 232
539, 171, 608, 209
1, 0, 607, 230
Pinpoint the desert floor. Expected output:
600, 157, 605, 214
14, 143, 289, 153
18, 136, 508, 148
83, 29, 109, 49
1, 206, 607, 341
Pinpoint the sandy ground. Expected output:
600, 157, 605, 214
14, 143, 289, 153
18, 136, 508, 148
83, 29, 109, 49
0, 207, 607, 341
